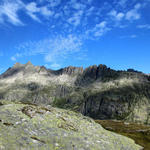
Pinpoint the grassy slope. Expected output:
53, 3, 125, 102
96, 120, 150, 150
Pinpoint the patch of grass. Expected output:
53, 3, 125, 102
52, 98, 67, 108
95, 120, 150, 150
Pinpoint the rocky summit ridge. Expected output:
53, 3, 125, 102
0, 62, 150, 125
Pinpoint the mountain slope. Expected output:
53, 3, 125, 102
0, 62, 150, 125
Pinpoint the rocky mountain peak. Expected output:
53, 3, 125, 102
25, 61, 33, 66
63, 66, 83, 75
78, 64, 115, 83
13, 62, 23, 68
56, 66, 84, 76
0, 62, 38, 79
13, 61, 33, 68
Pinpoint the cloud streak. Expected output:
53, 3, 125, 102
137, 24, 150, 29
0, 0, 24, 25
11, 34, 85, 68
0, 0, 54, 25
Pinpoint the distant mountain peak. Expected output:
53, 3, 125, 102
25, 61, 33, 66
13, 62, 23, 68
13, 61, 33, 68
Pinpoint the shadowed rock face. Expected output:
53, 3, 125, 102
0, 62, 150, 125
0, 101, 143, 150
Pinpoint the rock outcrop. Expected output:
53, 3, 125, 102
0, 101, 142, 150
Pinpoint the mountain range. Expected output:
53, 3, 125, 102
0, 61, 150, 125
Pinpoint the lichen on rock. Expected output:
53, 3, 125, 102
0, 102, 143, 150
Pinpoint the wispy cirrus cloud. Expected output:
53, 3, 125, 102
25, 2, 53, 22
125, 3, 141, 21
0, 0, 24, 25
5, 0, 150, 69
108, 10, 125, 21
0, 0, 54, 25
85, 21, 111, 38
11, 34, 85, 68
0, 0, 149, 37
120, 34, 137, 39
137, 24, 150, 29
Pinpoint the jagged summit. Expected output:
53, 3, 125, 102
26, 61, 32, 65
13, 61, 33, 67
0, 61, 38, 79
1, 62, 146, 79
13, 62, 23, 68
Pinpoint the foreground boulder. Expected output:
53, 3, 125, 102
0, 101, 142, 150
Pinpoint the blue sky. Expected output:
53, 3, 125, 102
0, 0, 150, 73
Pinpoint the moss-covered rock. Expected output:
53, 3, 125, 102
0, 102, 142, 150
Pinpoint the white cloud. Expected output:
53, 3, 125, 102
130, 34, 137, 38
44, 35, 83, 62
68, 17, 80, 26
126, 10, 140, 20
44, 63, 61, 69
54, 13, 61, 19
67, 10, 83, 26
72, 3, 86, 10
25, 2, 53, 22
0, 1, 24, 25
116, 13, 124, 20
48, 0, 61, 7
0, 0, 148, 52
87, 0, 93, 4
86, 21, 111, 38
11, 56, 16, 61
120, 34, 137, 39
50, 63, 61, 69
11, 35, 84, 65
26, 2, 39, 13
40, 7, 53, 17
108, 10, 124, 21
96, 21, 107, 28
118, 0, 127, 7
109, 10, 117, 17
137, 24, 150, 29
134, 3, 141, 9
126, 3, 141, 21
0, 0, 54, 25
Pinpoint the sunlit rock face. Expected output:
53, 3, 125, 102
0, 101, 142, 150
0, 62, 150, 125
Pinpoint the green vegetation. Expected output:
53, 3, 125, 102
52, 97, 68, 108
96, 120, 150, 150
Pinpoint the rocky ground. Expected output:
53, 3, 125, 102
0, 101, 142, 150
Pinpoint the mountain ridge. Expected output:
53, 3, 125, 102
0, 62, 150, 125
1, 61, 148, 77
